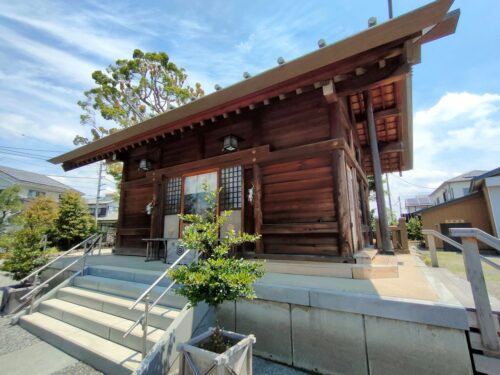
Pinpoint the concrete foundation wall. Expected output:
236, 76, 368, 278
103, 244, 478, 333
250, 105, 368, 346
218, 295, 473, 375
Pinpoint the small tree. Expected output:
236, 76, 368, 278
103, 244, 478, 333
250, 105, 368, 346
169, 186, 264, 352
0, 185, 23, 229
55, 192, 96, 248
0, 196, 59, 280
407, 217, 423, 241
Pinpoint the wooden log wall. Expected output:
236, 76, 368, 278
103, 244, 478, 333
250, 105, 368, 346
116, 88, 370, 259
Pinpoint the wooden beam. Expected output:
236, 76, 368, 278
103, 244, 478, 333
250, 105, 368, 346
330, 101, 354, 257
420, 9, 460, 45
253, 164, 263, 253
355, 107, 401, 123
337, 60, 410, 97
322, 80, 338, 103
262, 223, 338, 234
362, 141, 404, 155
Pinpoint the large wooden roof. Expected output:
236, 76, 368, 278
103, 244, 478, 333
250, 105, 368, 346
50, 0, 459, 173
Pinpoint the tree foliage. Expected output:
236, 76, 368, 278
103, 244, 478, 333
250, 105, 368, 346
0, 196, 59, 280
55, 192, 96, 247
407, 217, 423, 241
169, 186, 264, 310
74, 49, 204, 189
0, 185, 23, 229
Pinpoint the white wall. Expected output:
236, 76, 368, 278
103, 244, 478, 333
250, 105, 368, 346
430, 181, 472, 205
485, 176, 500, 237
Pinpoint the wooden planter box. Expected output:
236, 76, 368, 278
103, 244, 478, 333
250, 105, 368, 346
178, 327, 255, 375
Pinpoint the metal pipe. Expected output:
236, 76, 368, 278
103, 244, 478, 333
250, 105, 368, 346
129, 249, 191, 310
19, 233, 99, 283
365, 91, 393, 253
142, 293, 150, 359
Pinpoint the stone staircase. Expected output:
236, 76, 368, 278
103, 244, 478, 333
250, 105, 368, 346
429, 268, 500, 375
18, 265, 187, 375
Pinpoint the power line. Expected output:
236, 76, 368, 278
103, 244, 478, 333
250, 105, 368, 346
0, 150, 49, 160
0, 145, 68, 153
393, 175, 436, 190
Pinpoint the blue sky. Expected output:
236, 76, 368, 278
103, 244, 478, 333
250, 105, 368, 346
0, 0, 499, 211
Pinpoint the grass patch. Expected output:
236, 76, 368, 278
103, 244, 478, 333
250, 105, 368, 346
420, 250, 500, 299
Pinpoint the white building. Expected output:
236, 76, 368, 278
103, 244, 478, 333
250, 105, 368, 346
470, 167, 500, 237
405, 196, 433, 214
429, 170, 486, 205
86, 194, 119, 244
0, 165, 77, 203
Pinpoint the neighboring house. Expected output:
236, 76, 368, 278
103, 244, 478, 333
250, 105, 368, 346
0, 165, 77, 202
405, 196, 433, 214
470, 167, 500, 237
50, 3, 456, 261
420, 167, 500, 251
429, 170, 486, 205
86, 194, 119, 241
420, 192, 492, 250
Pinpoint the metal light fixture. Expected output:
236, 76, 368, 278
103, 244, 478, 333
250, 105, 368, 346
222, 134, 240, 153
214, 84, 222, 91
138, 158, 152, 171
277, 57, 285, 65
243, 72, 251, 79
318, 39, 327, 48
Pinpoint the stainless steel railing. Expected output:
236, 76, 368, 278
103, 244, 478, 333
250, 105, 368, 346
422, 228, 500, 352
17, 232, 103, 314
123, 249, 194, 359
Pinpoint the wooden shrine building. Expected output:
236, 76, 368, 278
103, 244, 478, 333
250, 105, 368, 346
51, 0, 458, 262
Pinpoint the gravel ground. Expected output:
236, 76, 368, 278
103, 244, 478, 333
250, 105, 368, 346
52, 362, 102, 375
0, 316, 40, 356
253, 356, 311, 374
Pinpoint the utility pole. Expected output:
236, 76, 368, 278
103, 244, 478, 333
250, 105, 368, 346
95, 161, 103, 226
398, 196, 403, 216
386, 173, 393, 223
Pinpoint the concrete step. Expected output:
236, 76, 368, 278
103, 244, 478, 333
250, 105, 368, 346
86, 265, 173, 287
57, 286, 180, 330
73, 275, 188, 309
39, 299, 164, 352
19, 312, 141, 375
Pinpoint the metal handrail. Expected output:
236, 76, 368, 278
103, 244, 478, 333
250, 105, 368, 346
449, 227, 500, 252
123, 249, 193, 359
422, 229, 500, 270
16, 233, 103, 314
19, 232, 101, 283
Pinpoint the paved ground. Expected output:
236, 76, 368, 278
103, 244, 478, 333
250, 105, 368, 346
418, 249, 500, 299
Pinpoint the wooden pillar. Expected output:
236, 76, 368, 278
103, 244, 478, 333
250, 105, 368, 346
364, 90, 393, 253
329, 99, 353, 257
252, 164, 264, 253
150, 173, 163, 239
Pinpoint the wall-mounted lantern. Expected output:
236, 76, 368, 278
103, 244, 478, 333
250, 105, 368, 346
138, 158, 152, 171
221, 134, 240, 153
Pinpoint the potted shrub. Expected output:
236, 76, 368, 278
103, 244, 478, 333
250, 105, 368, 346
169, 185, 264, 375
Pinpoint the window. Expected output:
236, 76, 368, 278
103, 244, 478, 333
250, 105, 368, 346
98, 207, 107, 217
164, 177, 182, 215
89, 208, 96, 216
183, 171, 217, 215
462, 188, 469, 196
220, 166, 242, 210
28, 190, 45, 198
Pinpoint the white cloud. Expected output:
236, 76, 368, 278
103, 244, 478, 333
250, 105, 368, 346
0, 25, 98, 85
0, 9, 140, 61
0, 113, 79, 146
388, 91, 500, 209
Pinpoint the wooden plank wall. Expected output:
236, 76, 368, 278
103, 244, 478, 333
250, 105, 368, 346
116, 89, 368, 258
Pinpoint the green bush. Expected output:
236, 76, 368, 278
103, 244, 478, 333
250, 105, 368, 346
407, 217, 423, 241
0, 196, 59, 280
169, 186, 263, 351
